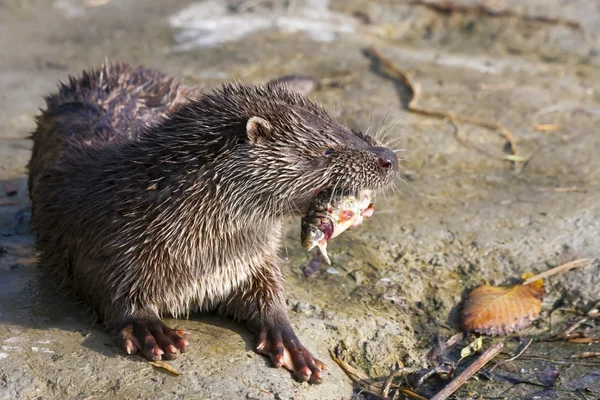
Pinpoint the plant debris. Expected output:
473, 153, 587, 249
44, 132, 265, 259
329, 349, 426, 400
533, 124, 562, 132
365, 47, 519, 159
4, 182, 17, 196
410, 0, 582, 30
479, 370, 546, 387
572, 352, 600, 359
301, 253, 323, 277
148, 361, 182, 376
409, 364, 455, 389
457, 337, 483, 364
534, 186, 586, 193
430, 342, 504, 400
461, 273, 543, 336
536, 365, 560, 386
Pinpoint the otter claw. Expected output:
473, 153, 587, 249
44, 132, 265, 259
254, 324, 325, 383
117, 320, 188, 361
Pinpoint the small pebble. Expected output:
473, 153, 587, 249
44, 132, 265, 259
326, 267, 340, 275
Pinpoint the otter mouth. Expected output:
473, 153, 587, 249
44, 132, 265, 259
300, 188, 375, 265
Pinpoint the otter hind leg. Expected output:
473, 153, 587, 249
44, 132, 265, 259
253, 319, 328, 384
114, 309, 189, 361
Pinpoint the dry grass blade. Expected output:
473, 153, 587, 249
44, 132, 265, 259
430, 342, 505, 400
504, 154, 528, 162
572, 352, 600, 359
568, 338, 600, 344
84, 0, 111, 7
534, 186, 586, 193
523, 258, 595, 285
533, 124, 562, 132
399, 388, 429, 400
148, 361, 182, 376
367, 47, 518, 157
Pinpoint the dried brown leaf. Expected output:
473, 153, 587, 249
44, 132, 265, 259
461, 275, 543, 336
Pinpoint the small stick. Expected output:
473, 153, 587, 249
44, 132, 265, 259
523, 258, 595, 285
430, 342, 504, 400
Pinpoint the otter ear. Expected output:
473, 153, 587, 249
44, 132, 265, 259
246, 116, 272, 144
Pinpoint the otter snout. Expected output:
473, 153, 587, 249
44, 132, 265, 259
372, 147, 399, 173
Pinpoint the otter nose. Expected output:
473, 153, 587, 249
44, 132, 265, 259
372, 147, 399, 171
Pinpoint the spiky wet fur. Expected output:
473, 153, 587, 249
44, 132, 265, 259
28, 63, 397, 337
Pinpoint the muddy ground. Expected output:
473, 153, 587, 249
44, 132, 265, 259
0, 0, 599, 399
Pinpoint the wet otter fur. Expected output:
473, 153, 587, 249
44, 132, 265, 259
27, 63, 399, 383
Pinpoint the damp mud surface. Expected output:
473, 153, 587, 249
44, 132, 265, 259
0, 1, 599, 399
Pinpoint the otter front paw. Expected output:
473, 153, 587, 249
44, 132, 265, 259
255, 323, 327, 383
117, 319, 188, 361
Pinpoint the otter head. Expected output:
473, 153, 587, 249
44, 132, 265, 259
237, 84, 399, 212
190, 82, 399, 216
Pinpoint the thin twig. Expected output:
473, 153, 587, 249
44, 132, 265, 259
523, 258, 595, 285
430, 342, 504, 400
367, 47, 518, 157
329, 349, 369, 381
543, 317, 589, 342
381, 362, 404, 397
488, 339, 532, 372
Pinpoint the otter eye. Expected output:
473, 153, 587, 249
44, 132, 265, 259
323, 149, 335, 157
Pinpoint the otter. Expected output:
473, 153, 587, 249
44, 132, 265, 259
27, 63, 399, 383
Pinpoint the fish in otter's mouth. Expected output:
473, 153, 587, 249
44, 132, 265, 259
300, 189, 375, 264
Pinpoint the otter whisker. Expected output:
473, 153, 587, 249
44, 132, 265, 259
379, 120, 401, 144
373, 110, 390, 142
